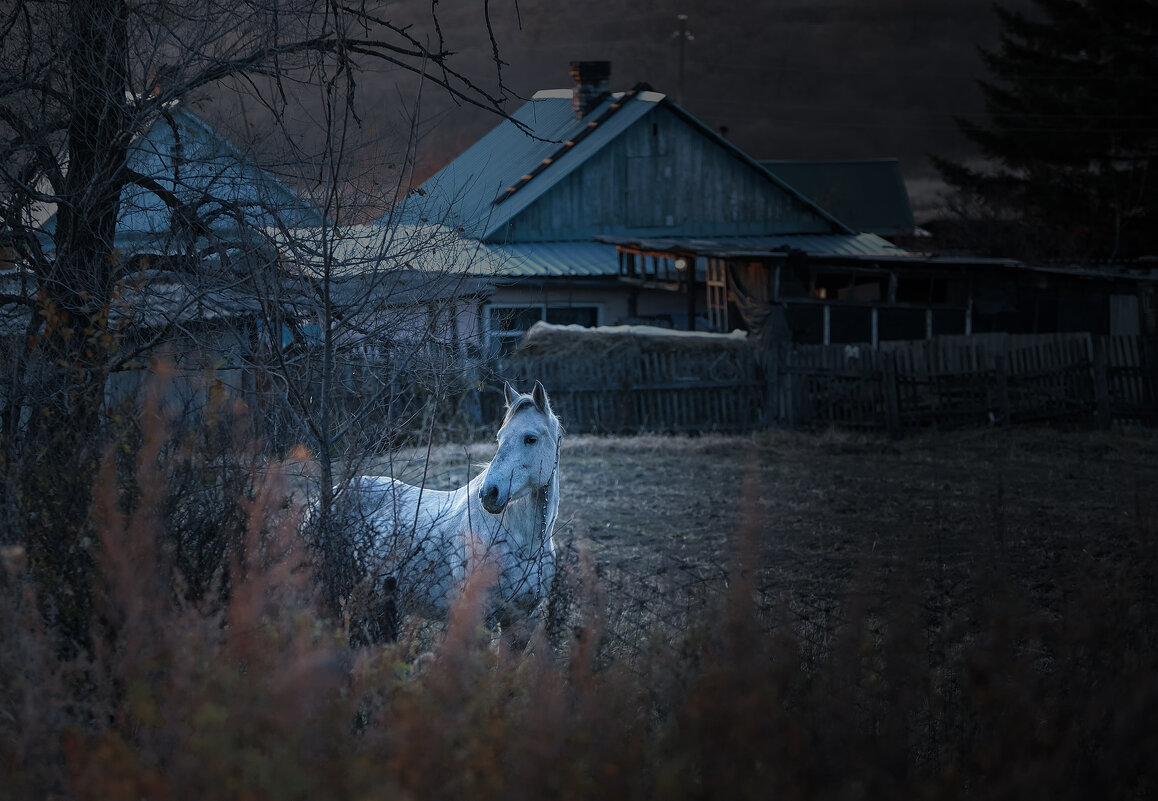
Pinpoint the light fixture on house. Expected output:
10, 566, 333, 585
674, 256, 689, 271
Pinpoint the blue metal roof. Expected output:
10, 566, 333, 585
406, 89, 660, 242
477, 241, 621, 278
270, 222, 510, 279
43, 105, 324, 254
463, 233, 905, 281
404, 87, 854, 244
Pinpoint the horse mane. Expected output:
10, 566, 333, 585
502, 396, 537, 427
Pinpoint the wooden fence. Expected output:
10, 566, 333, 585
499, 337, 764, 434
501, 329, 1158, 436
773, 333, 1158, 435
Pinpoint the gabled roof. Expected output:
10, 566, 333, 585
43, 104, 324, 255
407, 87, 854, 242
760, 159, 916, 238
407, 88, 655, 240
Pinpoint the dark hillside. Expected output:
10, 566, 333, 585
203, 0, 1013, 221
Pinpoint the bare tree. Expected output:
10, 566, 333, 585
0, 0, 516, 644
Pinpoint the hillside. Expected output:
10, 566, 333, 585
202, 0, 1010, 222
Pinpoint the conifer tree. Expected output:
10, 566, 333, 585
934, 0, 1158, 260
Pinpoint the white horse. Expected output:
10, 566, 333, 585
330, 381, 562, 634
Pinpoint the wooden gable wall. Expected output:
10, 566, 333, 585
494, 104, 837, 243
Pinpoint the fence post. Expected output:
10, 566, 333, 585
1093, 336, 1112, 429
783, 343, 796, 427
882, 352, 901, 439
1143, 335, 1158, 427
995, 351, 1011, 425
765, 341, 782, 425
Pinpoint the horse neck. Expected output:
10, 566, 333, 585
511, 468, 559, 549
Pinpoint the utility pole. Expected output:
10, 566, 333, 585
672, 14, 694, 105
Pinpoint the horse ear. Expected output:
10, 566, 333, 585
532, 380, 550, 412
504, 382, 519, 408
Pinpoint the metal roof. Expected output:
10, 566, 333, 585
272, 225, 618, 280
476, 241, 621, 278
761, 159, 916, 237
403, 87, 853, 243
41, 104, 324, 255
596, 233, 907, 260
465, 234, 908, 281
269, 222, 510, 280
405, 89, 661, 241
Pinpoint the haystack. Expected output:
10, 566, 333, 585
515, 322, 749, 358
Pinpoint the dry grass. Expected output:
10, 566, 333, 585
2, 417, 1156, 800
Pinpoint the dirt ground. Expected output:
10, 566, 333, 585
379, 424, 1158, 655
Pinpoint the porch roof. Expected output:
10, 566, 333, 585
594, 232, 907, 260
478, 241, 620, 279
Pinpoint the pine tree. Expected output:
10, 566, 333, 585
934, 0, 1158, 260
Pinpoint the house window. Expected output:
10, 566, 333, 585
486, 303, 602, 355
545, 306, 599, 327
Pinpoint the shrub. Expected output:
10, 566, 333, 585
1, 408, 1155, 800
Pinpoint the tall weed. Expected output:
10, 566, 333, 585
1, 417, 1154, 799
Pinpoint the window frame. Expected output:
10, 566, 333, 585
483, 302, 604, 355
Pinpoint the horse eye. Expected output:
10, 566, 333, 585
524, 434, 538, 445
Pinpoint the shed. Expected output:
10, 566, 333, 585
596, 235, 1158, 345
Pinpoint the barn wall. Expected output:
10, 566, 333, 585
500, 106, 835, 242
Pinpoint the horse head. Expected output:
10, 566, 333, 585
479, 381, 561, 515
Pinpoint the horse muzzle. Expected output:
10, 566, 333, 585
479, 485, 507, 514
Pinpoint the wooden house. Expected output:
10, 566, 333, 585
404, 61, 903, 355
23, 102, 325, 344
35, 102, 324, 268
266, 222, 499, 362
9, 103, 328, 405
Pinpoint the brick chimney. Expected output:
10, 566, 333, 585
570, 61, 611, 119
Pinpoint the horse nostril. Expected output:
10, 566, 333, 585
481, 486, 498, 506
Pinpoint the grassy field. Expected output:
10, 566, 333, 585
381, 424, 1158, 658
4, 423, 1155, 799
